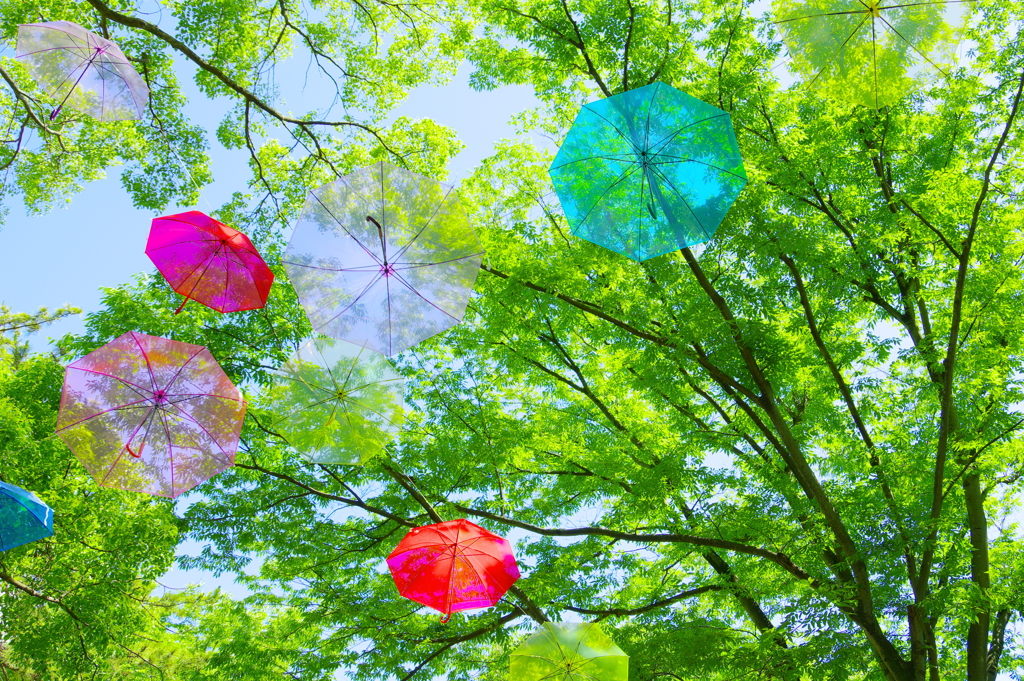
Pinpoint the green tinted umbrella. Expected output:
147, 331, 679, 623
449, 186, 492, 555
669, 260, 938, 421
264, 338, 405, 465
772, 0, 968, 108
510, 622, 628, 681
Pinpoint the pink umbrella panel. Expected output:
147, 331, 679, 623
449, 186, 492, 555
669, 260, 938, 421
146, 211, 275, 314
16, 21, 148, 121
55, 332, 246, 499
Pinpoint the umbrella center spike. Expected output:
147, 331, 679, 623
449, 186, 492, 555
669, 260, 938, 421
153, 389, 168, 405
865, 0, 881, 17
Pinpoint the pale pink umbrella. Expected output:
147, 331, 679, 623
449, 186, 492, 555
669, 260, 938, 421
16, 21, 148, 121
55, 332, 245, 499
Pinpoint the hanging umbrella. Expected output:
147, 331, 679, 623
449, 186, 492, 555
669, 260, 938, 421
0, 482, 54, 552
387, 518, 520, 621
549, 82, 747, 262
283, 162, 484, 356
16, 21, 148, 121
146, 211, 275, 314
772, 0, 967, 108
55, 331, 245, 499
510, 622, 629, 681
263, 338, 405, 465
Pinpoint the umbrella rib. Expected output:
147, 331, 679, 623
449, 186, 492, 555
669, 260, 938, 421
394, 252, 483, 269
55, 397, 155, 433
313, 341, 344, 397
123, 403, 159, 456
130, 332, 161, 394
280, 261, 379, 273
552, 154, 639, 169
657, 156, 748, 181
878, 0, 971, 8
443, 522, 463, 614
68, 365, 153, 399
387, 270, 461, 322
163, 400, 236, 462
872, 16, 880, 110
802, 13, 873, 90
17, 45, 99, 57
636, 162, 649, 258
345, 398, 402, 428
318, 400, 343, 453
876, 12, 954, 78
646, 112, 731, 156
50, 53, 99, 113
385, 270, 394, 355
174, 242, 225, 306
275, 371, 337, 397
163, 391, 241, 402
388, 184, 457, 265
312, 271, 387, 335
162, 347, 209, 396
580, 108, 644, 157
278, 393, 352, 420
648, 162, 712, 242
340, 345, 367, 393
308, 190, 384, 266
157, 408, 177, 496
571, 163, 643, 232
98, 404, 159, 486
774, 8, 869, 23
221, 241, 232, 311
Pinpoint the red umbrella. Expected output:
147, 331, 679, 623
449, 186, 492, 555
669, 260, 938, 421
55, 331, 246, 499
146, 211, 274, 314
387, 519, 520, 621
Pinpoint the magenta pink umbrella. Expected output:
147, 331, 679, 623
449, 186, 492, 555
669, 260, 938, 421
55, 332, 246, 499
16, 21, 148, 121
146, 211, 275, 314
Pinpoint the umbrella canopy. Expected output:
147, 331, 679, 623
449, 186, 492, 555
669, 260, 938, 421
0, 482, 54, 552
283, 162, 484, 356
55, 332, 245, 499
549, 82, 746, 261
772, 0, 967, 109
146, 211, 275, 314
510, 622, 629, 681
263, 338, 405, 465
387, 519, 520, 620
16, 21, 148, 121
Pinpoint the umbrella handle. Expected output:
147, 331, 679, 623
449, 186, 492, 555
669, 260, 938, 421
174, 296, 190, 314
126, 443, 144, 458
440, 613, 451, 624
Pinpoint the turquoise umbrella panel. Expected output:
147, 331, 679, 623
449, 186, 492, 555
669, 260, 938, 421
0, 482, 54, 552
549, 82, 747, 261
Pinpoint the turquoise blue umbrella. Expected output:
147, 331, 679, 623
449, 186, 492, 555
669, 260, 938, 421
0, 481, 54, 551
549, 82, 747, 261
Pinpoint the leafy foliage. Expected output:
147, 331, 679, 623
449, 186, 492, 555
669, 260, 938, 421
3, 0, 1024, 679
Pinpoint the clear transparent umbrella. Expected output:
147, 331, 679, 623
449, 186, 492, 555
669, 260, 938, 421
283, 162, 484, 356
263, 338, 405, 465
16, 21, 148, 120
510, 622, 629, 681
772, 0, 969, 108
